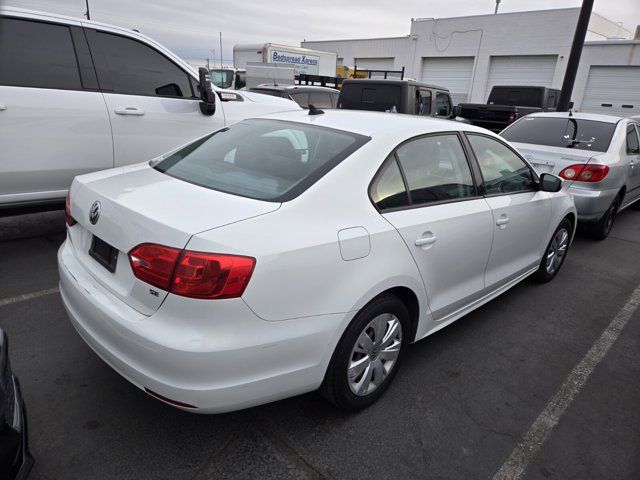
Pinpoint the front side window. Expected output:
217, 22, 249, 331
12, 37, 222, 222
0, 18, 81, 90
235, 71, 246, 90
395, 135, 476, 205
435, 92, 451, 116
154, 119, 369, 201
370, 157, 409, 210
626, 125, 640, 154
467, 134, 535, 195
87, 31, 193, 98
339, 84, 402, 112
501, 117, 616, 153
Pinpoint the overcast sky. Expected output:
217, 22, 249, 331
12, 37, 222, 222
4, 0, 639, 64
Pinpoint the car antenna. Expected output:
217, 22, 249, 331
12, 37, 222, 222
308, 104, 324, 115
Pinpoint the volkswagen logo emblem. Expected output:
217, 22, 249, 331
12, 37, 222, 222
89, 201, 101, 225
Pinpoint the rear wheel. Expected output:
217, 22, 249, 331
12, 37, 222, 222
319, 294, 409, 411
534, 218, 572, 283
588, 194, 620, 240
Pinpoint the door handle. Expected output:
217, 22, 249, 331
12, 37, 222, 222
415, 233, 437, 248
114, 107, 145, 116
496, 215, 510, 228
0, 104, 6, 111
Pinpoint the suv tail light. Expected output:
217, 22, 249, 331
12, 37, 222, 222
65, 193, 77, 226
559, 164, 609, 183
128, 243, 255, 299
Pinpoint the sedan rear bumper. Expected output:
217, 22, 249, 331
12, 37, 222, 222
567, 185, 619, 222
58, 239, 351, 414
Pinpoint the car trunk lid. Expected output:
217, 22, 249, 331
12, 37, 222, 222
67, 164, 280, 315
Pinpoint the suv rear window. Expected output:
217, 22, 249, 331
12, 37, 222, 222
339, 83, 402, 112
488, 88, 542, 107
154, 119, 369, 201
501, 117, 616, 152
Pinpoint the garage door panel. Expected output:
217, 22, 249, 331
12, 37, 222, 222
581, 66, 640, 116
485, 55, 557, 100
354, 57, 395, 71
421, 57, 474, 104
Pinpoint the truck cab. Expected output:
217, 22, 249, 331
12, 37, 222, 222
337, 79, 455, 118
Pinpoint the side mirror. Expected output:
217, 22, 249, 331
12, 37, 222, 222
198, 67, 216, 116
452, 105, 462, 117
539, 173, 562, 192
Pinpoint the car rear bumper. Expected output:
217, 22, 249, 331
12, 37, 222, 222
58, 238, 351, 413
567, 185, 619, 222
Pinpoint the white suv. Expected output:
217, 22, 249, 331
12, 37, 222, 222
0, 7, 299, 210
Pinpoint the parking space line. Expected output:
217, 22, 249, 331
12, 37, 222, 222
492, 284, 640, 480
0, 287, 60, 307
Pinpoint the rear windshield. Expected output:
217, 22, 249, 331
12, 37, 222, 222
154, 119, 369, 201
339, 84, 402, 112
501, 117, 617, 152
249, 88, 285, 98
488, 88, 542, 107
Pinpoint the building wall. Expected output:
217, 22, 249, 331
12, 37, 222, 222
302, 8, 635, 105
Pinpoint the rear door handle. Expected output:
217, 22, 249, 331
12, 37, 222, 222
496, 215, 510, 227
415, 233, 437, 248
114, 107, 145, 116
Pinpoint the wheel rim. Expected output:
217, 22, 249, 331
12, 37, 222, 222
545, 227, 569, 275
348, 313, 402, 396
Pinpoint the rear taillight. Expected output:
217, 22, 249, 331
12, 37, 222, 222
65, 193, 77, 226
128, 243, 255, 300
559, 164, 609, 183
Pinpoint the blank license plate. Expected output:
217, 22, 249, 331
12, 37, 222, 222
89, 236, 119, 273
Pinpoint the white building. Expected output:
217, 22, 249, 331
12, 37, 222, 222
302, 8, 640, 115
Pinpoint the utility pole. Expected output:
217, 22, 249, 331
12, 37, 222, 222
84, 0, 91, 20
557, 0, 594, 111
219, 32, 223, 68
210, 49, 216, 69
494, 0, 501, 15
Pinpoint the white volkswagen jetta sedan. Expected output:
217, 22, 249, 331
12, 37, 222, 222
58, 110, 576, 413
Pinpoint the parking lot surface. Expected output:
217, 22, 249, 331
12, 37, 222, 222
0, 209, 639, 480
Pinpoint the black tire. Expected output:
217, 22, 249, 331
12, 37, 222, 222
533, 218, 572, 283
319, 294, 409, 411
587, 194, 620, 240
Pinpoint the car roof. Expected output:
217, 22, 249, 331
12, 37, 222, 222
342, 78, 449, 91
526, 111, 625, 123
255, 109, 491, 138
253, 85, 340, 93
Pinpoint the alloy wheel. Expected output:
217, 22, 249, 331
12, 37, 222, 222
545, 227, 569, 275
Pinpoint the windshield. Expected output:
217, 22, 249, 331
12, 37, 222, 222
210, 69, 234, 89
154, 119, 370, 201
501, 117, 616, 152
339, 84, 402, 112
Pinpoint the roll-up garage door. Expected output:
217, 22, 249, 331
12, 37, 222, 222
421, 57, 474, 105
354, 57, 395, 71
581, 66, 640, 115
485, 55, 557, 100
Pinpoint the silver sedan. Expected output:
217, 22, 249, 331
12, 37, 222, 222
502, 112, 640, 239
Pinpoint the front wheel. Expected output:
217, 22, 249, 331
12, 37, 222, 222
534, 218, 572, 283
319, 294, 409, 411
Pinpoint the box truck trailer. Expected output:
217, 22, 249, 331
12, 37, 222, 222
233, 43, 338, 77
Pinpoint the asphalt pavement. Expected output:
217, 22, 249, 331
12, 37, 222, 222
0, 208, 638, 480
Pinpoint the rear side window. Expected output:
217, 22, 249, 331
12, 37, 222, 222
434, 93, 451, 117
339, 83, 402, 112
626, 125, 640, 154
86, 31, 193, 98
370, 157, 409, 210
395, 135, 476, 205
154, 119, 369, 201
501, 117, 616, 152
309, 91, 333, 109
467, 134, 535, 195
488, 88, 542, 107
0, 18, 81, 90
